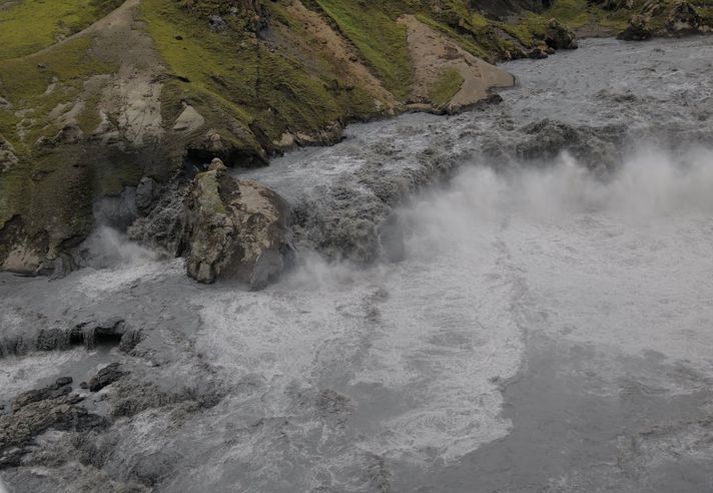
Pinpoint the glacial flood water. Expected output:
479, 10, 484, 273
2, 37, 713, 492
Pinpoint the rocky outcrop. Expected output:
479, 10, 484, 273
89, 363, 126, 392
0, 379, 107, 464
544, 19, 578, 50
0, 135, 18, 172
398, 15, 515, 113
181, 159, 293, 288
514, 119, 625, 171
618, 14, 653, 40
618, 1, 710, 40
0, 317, 142, 358
666, 1, 706, 35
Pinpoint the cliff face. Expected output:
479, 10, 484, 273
0, 0, 711, 274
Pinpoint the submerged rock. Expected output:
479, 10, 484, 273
181, 163, 293, 288
0, 318, 142, 358
89, 363, 126, 392
0, 383, 106, 460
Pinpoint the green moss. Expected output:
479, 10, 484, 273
143, 0, 388, 153
0, 0, 123, 60
195, 171, 226, 215
76, 90, 103, 134
429, 68, 464, 108
545, 0, 591, 28
0, 34, 116, 235
415, 13, 491, 59
0, 36, 115, 153
314, 0, 414, 99
0, 167, 28, 227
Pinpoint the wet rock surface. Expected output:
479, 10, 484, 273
0, 317, 142, 358
88, 363, 126, 392
0, 379, 107, 465
544, 19, 579, 49
181, 163, 294, 287
619, 14, 654, 40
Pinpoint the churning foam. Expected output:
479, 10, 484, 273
76, 226, 182, 297
195, 143, 713, 469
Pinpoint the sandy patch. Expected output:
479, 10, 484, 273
398, 15, 514, 112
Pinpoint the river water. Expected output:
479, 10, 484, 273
1, 37, 713, 492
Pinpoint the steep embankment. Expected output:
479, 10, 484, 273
0, 0, 711, 275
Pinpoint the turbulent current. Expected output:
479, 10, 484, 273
2, 37, 713, 492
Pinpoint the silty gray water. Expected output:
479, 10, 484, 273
1, 37, 713, 492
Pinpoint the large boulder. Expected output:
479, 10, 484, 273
181, 160, 293, 288
544, 19, 578, 50
666, 1, 704, 35
618, 14, 653, 40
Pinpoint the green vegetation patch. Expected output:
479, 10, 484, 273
429, 68, 464, 108
0, 36, 115, 152
0, 34, 116, 233
143, 0, 387, 154
313, 0, 414, 100
0, 0, 123, 60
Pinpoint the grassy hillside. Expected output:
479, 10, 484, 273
0, 0, 711, 272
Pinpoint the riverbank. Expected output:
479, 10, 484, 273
2, 0, 712, 277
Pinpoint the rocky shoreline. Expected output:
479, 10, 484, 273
2, 0, 711, 280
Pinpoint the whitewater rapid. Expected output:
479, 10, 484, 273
1, 37, 713, 491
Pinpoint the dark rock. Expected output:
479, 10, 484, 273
14, 381, 73, 410
618, 14, 653, 40
181, 169, 294, 288
666, 1, 704, 35
0, 318, 137, 359
80, 382, 89, 390
135, 176, 159, 213
528, 46, 549, 59
587, 0, 633, 10
119, 329, 143, 353
1, 386, 107, 457
89, 363, 126, 392
516, 119, 625, 171
127, 181, 187, 256
544, 19, 578, 49
55, 377, 73, 387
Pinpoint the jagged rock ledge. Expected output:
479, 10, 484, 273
0, 317, 142, 358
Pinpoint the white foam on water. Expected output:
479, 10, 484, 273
75, 227, 183, 297
414, 145, 713, 367
195, 143, 713, 473
0, 349, 87, 399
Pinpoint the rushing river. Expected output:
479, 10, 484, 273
2, 37, 713, 492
